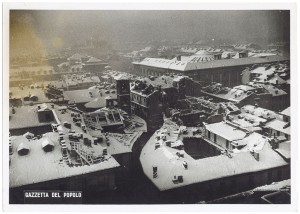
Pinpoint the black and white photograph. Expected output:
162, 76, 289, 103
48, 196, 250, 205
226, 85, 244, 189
2, 2, 298, 212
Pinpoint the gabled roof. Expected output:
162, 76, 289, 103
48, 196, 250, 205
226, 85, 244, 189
280, 107, 290, 117
260, 84, 287, 96
86, 57, 103, 63
268, 75, 287, 85
68, 53, 87, 61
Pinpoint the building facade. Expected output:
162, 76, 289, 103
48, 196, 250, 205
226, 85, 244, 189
130, 83, 164, 132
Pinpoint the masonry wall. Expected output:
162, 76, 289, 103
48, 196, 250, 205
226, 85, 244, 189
133, 64, 248, 87
9, 168, 118, 204
270, 129, 290, 140
9, 124, 53, 136
158, 164, 290, 204
182, 137, 222, 159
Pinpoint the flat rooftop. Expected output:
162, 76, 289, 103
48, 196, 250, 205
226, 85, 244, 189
9, 87, 51, 104
63, 88, 117, 105
9, 105, 53, 130
205, 121, 247, 141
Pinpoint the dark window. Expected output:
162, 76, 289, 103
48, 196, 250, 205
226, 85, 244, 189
207, 131, 211, 139
277, 131, 280, 136
214, 134, 217, 143
285, 134, 289, 139
226, 140, 229, 149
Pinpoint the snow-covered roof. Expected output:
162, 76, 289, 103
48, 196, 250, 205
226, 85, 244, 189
137, 75, 183, 89
140, 121, 288, 191
230, 112, 267, 130
85, 57, 103, 63
232, 132, 268, 153
266, 120, 290, 135
9, 132, 120, 188
63, 74, 100, 87
37, 103, 51, 112
205, 122, 246, 141
133, 55, 288, 72
254, 179, 290, 192
261, 84, 287, 96
180, 47, 198, 54
206, 85, 255, 103
64, 88, 116, 105
96, 132, 143, 155
275, 141, 291, 160
241, 105, 282, 120
23, 132, 34, 138
68, 53, 87, 61
9, 106, 53, 130
85, 94, 117, 109
280, 107, 290, 117
250, 66, 276, 76
268, 75, 287, 85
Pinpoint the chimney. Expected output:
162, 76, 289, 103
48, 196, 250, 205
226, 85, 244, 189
214, 54, 221, 60
166, 141, 171, 147
270, 138, 279, 149
153, 166, 158, 178
155, 142, 160, 150
253, 151, 260, 161
38, 105, 41, 110
176, 151, 184, 158
9, 141, 13, 155
106, 97, 114, 108
103, 148, 107, 156
183, 161, 188, 169
177, 55, 181, 61
178, 175, 183, 183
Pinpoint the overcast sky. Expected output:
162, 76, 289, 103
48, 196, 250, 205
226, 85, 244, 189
10, 10, 290, 52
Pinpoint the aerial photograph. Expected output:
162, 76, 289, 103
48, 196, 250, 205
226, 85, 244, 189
6, 8, 292, 206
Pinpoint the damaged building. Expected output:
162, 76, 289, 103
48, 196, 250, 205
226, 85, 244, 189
139, 119, 290, 203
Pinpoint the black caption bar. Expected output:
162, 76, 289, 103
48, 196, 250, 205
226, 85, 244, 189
24, 190, 82, 204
